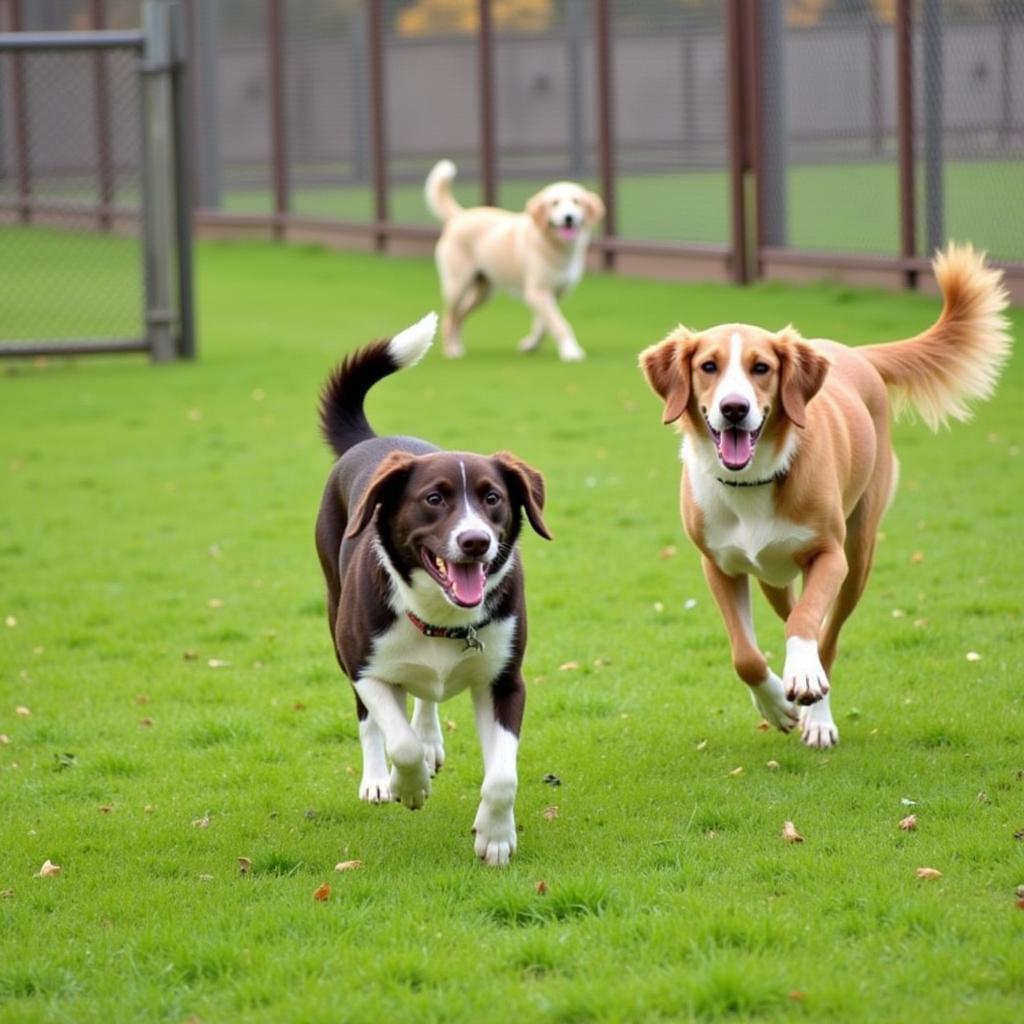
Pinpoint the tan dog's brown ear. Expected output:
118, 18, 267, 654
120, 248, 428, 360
526, 190, 549, 231
774, 328, 831, 429
345, 451, 416, 538
492, 452, 552, 540
639, 327, 697, 425
582, 190, 605, 226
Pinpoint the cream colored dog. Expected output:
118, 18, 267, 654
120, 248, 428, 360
425, 160, 604, 361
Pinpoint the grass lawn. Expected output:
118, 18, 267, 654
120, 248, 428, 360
1, 233, 1023, 1023
222, 160, 1024, 262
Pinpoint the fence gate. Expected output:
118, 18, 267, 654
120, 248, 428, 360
0, 0, 193, 361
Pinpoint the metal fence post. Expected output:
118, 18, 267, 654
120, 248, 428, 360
140, 0, 180, 362
725, 0, 749, 284
594, 0, 616, 270
754, 0, 787, 253
267, 0, 288, 240
171, 0, 195, 359
90, 0, 114, 230
478, 0, 497, 206
190, 0, 222, 209
566, 0, 585, 179
366, 0, 388, 249
896, 0, 916, 287
10, 0, 31, 224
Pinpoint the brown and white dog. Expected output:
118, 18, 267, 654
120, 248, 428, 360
640, 245, 1011, 748
425, 159, 604, 362
315, 313, 551, 864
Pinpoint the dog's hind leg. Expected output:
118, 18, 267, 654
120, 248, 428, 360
411, 698, 445, 776
439, 267, 487, 359
701, 557, 799, 733
517, 313, 545, 354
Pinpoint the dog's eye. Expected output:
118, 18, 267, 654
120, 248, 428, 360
424, 492, 444, 507
752, 362, 771, 376
483, 491, 502, 507
700, 361, 717, 374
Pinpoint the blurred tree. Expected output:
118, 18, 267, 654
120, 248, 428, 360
395, 0, 551, 35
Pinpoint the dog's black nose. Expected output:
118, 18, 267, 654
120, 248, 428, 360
719, 395, 750, 425
457, 530, 491, 559
563, 213, 574, 228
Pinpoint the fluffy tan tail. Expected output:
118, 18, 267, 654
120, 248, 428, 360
424, 159, 462, 222
858, 243, 1012, 430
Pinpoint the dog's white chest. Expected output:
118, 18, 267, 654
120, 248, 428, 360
365, 617, 516, 703
689, 477, 814, 587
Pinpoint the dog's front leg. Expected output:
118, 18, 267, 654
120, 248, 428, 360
701, 556, 799, 732
353, 676, 430, 810
470, 672, 523, 866
524, 286, 585, 362
410, 698, 445, 775
784, 544, 848, 705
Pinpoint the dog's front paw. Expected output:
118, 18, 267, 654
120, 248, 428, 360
359, 776, 393, 804
518, 333, 542, 354
421, 739, 445, 776
389, 761, 431, 810
783, 637, 830, 705
750, 671, 800, 732
443, 338, 465, 359
800, 697, 839, 748
473, 805, 517, 866
557, 338, 586, 362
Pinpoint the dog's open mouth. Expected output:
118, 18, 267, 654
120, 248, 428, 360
554, 224, 580, 242
421, 548, 488, 608
705, 417, 763, 471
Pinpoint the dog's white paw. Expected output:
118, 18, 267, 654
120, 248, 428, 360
389, 761, 431, 810
473, 805, 517, 867
783, 636, 830, 705
750, 671, 800, 732
557, 338, 586, 362
518, 333, 542, 354
359, 776, 392, 804
420, 739, 445, 776
800, 696, 839, 748
443, 339, 465, 359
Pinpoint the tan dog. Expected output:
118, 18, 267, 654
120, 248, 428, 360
425, 159, 604, 361
640, 244, 1011, 748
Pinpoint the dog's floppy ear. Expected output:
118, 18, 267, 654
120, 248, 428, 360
526, 190, 549, 232
345, 451, 417, 539
638, 326, 697, 425
773, 327, 831, 429
492, 452, 552, 540
582, 190, 605, 226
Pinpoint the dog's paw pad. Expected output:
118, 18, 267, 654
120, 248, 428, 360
750, 673, 800, 733
389, 764, 431, 810
800, 703, 839, 748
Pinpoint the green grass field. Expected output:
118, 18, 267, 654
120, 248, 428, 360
222, 160, 1024, 262
1, 232, 1023, 1022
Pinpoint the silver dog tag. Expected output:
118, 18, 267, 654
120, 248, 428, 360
462, 626, 485, 654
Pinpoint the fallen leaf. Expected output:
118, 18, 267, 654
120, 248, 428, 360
542, 806, 559, 821
683, 598, 698, 610
98, 804, 114, 814
705, 830, 718, 839
910, 551, 924, 564
144, 805, 154, 814
727, 766, 745, 778
237, 857, 252, 876
191, 814, 211, 829
782, 821, 804, 843
186, 407, 202, 422
535, 880, 549, 895
334, 860, 363, 872
965, 651, 982, 662
134, 694, 151, 705
53, 752, 77, 771
313, 882, 331, 902
292, 702, 306, 712
558, 661, 579, 672
445, 719, 457, 732
344, 765, 355, 776
756, 719, 772, 732
304, 809, 318, 821
208, 543, 224, 559
198, 873, 214, 882
766, 760, 780, 770
0, 889, 13, 899
1016, 897, 1024, 911
652, 602, 664, 613
207, 659, 230, 669
977, 791, 990, 804
35, 860, 61, 878
182, 650, 199, 661
658, 545, 677, 559
0, 734, 9, 745
542, 773, 561, 787
696, 739, 708, 752
899, 814, 918, 831
788, 990, 807, 1002
15, 706, 31, 717
5, 615, 16, 628
891, 608, 906, 619
900, 797, 917, 806
207, 598, 223, 609
592, 657, 611, 667
1014, 828, 1024, 841
915, 867, 942, 880
251, 388, 266, 402
139, 718, 154, 728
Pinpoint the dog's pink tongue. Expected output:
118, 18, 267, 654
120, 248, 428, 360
448, 561, 486, 606
721, 428, 753, 469
558, 226, 579, 241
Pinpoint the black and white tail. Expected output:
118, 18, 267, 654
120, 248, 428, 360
318, 312, 437, 458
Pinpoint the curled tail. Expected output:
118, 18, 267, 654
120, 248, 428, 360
318, 312, 437, 458
859, 243, 1012, 430
425, 159, 462, 222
